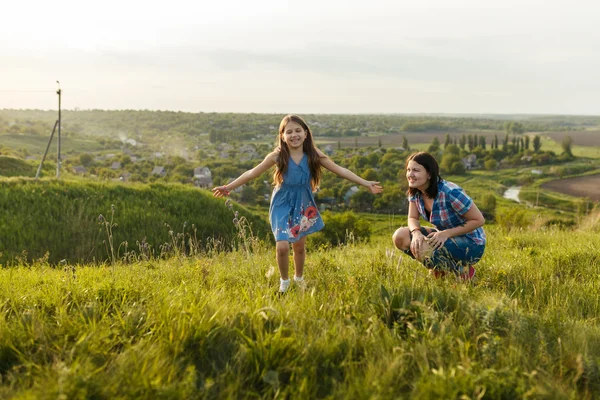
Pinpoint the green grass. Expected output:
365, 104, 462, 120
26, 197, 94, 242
1, 223, 600, 398
0, 134, 121, 155
0, 178, 270, 265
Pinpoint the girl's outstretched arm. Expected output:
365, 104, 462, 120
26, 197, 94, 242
212, 151, 278, 197
317, 149, 383, 194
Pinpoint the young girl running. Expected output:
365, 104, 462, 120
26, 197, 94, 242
213, 114, 383, 293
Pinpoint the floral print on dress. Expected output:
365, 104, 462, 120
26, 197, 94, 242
289, 206, 319, 238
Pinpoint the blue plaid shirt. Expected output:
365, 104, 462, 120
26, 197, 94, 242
409, 180, 486, 245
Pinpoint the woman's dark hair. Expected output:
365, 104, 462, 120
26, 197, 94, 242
405, 151, 442, 198
274, 114, 322, 191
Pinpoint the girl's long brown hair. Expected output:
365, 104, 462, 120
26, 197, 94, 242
273, 114, 322, 191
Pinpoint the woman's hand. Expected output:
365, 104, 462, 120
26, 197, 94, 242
365, 181, 383, 194
426, 230, 449, 250
212, 186, 230, 198
410, 231, 426, 258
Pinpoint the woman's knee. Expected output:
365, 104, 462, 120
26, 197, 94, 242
392, 227, 410, 250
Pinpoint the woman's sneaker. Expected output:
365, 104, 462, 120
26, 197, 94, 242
457, 265, 476, 281
429, 269, 447, 279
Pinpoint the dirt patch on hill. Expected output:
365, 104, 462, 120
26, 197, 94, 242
541, 174, 600, 201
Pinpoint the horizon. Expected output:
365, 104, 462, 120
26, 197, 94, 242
2, 0, 599, 115
2, 108, 600, 118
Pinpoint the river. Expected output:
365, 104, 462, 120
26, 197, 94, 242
503, 186, 521, 203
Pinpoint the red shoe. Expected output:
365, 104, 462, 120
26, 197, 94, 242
458, 265, 475, 281
429, 269, 447, 279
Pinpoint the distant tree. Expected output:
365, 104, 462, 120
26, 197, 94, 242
209, 129, 217, 143
445, 144, 461, 155
428, 137, 441, 153
467, 134, 474, 151
493, 134, 499, 149
378, 138, 382, 148
444, 133, 451, 149
525, 136, 530, 150
361, 168, 379, 181
79, 153, 93, 167
459, 135, 466, 150
120, 155, 131, 166
533, 135, 542, 152
441, 153, 462, 173
402, 135, 409, 151
240, 185, 257, 205
479, 136, 486, 149
561, 135, 573, 156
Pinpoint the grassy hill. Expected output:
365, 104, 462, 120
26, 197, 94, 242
0, 155, 37, 177
1, 223, 600, 398
0, 178, 270, 265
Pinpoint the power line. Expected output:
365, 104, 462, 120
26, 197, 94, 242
0, 90, 56, 93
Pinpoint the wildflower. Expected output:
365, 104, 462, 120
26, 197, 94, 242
234, 211, 239, 218
225, 199, 233, 210
265, 266, 275, 278
98, 214, 105, 223
233, 218, 239, 225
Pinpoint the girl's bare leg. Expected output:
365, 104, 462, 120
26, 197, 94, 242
292, 236, 307, 278
276, 240, 290, 280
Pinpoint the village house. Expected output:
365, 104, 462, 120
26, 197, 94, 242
239, 144, 258, 161
462, 154, 478, 170
111, 162, 122, 170
521, 155, 533, 163
193, 167, 213, 188
152, 166, 166, 176
72, 165, 86, 175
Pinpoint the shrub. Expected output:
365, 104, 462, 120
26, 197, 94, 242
495, 207, 530, 231
308, 211, 371, 248
479, 194, 497, 221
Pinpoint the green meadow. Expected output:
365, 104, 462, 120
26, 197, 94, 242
1, 221, 600, 398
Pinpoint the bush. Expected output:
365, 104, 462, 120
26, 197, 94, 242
479, 194, 497, 221
484, 159, 497, 171
308, 211, 371, 248
495, 207, 530, 231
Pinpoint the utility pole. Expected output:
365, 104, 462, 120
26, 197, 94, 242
35, 81, 62, 179
56, 81, 62, 178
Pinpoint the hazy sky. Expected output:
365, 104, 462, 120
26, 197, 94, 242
1, 0, 599, 114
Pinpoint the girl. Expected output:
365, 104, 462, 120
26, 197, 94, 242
392, 152, 486, 280
213, 114, 383, 293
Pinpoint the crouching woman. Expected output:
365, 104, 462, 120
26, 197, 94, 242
392, 152, 486, 280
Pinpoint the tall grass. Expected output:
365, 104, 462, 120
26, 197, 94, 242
0, 178, 269, 265
1, 225, 600, 398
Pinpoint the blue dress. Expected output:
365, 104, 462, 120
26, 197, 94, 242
269, 154, 325, 242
